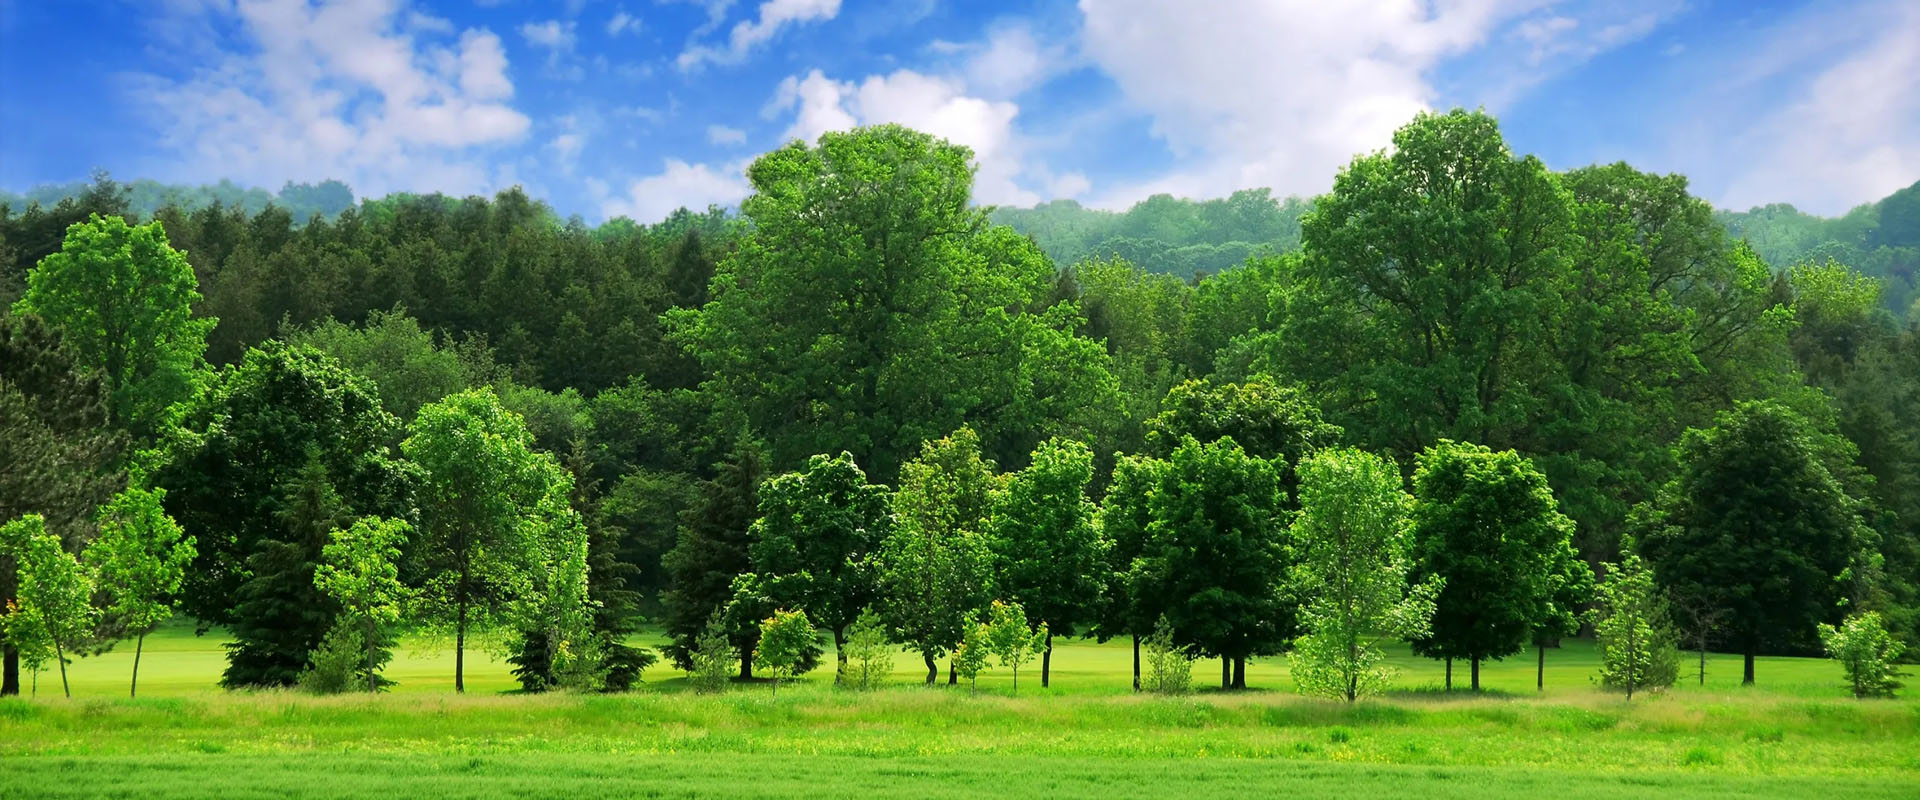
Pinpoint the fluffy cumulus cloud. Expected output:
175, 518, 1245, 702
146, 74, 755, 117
601, 159, 752, 223
768, 68, 1039, 205
678, 0, 841, 70
137, 0, 530, 198
1714, 0, 1920, 214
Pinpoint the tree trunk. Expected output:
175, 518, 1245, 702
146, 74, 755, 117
455, 597, 468, 693
131, 633, 146, 699
1470, 657, 1481, 692
1041, 630, 1053, 688
1232, 656, 1246, 689
1697, 646, 1706, 685
1742, 650, 1755, 685
923, 652, 937, 684
1445, 657, 1452, 691
366, 619, 377, 694
739, 649, 753, 680
1131, 634, 1140, 692
948, 661, 957, 685
1221, 658, 1230, 689
1536, 644, 1544, 692
2, 644, 17, 696
833, 627, 848, 684
53, 637, 69, 698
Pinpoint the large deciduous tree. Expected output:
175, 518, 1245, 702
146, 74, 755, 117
1639, 401, 1863, 684
989, 436, 1103, 687
746, 452, 889, 679
877, 427, 999, 684
12, 214, 214, 437
1093, 454, 1168, 691
1408, 441, 1571, 691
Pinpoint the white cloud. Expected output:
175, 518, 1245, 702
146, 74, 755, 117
520, 19, 577, 53
602, 159, 752, 222
1715, 2, 1920, 214
707, 124, 747, 145
678, 0, 840, 71
607, 9, 640, 36
136, 0, 530, 198
955, 22, 1064, 99
768, 68, 1038, 205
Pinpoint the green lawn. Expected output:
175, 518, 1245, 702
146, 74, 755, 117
3, 624, 1916, 798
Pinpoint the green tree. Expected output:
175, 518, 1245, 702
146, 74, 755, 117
1141, 616, 1192, 695
747, 452, 889, 680
405, 387, 577, 692
688, 612, 734, 694
1640, 401, 1863, 684
1134, 436, 1291, 689
1409, 441, 1571, 691
1817, 611, 1907, 698
1145, 376, 1341, 466
220, 456, 354, 688
877, 427, 999, 683
1533, 537, 1596, 691
12, 214, 214, 437
84, 486, 194, 698
981, 599, 1048, 695
952, 620, 991, 692
314, 517, 410, 693
755, 608, 817, 698
286, 307, 500, 422
989, 436, 1103, 688
1093, 454, 1167, 691
840, 608, 892, 690
1590, 546, 1679, 700
0, 515, 95, 698
661, 440, 766, 678
1287, 448, 1440, 701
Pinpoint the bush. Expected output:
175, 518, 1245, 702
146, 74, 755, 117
298, 626, 365, 695
1143, 616, 1192, 695
1818, 611, 1907, 698
689, 613, 734, 694
601, 642, 657, 692
839, 609, 891, 690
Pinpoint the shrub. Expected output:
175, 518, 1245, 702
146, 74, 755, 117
840, 609, 892, 690
1818, 611, 1907, 698
298, 626, 366, 695
689, 613, 734, 694
1143, 616, 1192, 695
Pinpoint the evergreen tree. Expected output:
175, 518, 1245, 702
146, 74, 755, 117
661, 439, 766, 677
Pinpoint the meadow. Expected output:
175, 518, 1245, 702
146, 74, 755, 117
2, 624, 1915, 798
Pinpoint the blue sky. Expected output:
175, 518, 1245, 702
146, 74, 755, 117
2, 0, 1916, 222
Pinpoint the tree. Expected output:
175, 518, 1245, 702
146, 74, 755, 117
1287, 448, 1440, 702
1133, 436, 1291, 689
1817, 611, 1907, 698
84, 487, 194, 698
1408, 441, 1570, 691
1533, 538, 1596, 691
1590, 546, 1679, 700
1141, 616, 1192, 695
0, 515, 95, 698
1093, 454, 1167, 691
669, 124, 1114, 481
747, 452, 889, 680
12, 214, 214, 437
152, 342, 411, 686
989, 436, 1104, 687
688, 612, 734, 694
405, 387, 577, 692
1640, 401, 1863, 684
314, 517, 409, 693
981, 599, 1048, 695
952, 621, 991, 692
661, 439, 766, 678
877, 428, 999, 683
1, 314, 125, 695
755, 608, 817, 698
840, 608, 891, 690
1145, 376, 1340, 466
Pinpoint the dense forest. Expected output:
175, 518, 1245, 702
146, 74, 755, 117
2, 109, 1916, 698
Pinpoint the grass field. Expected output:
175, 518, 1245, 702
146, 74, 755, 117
2, 623, 1916, 797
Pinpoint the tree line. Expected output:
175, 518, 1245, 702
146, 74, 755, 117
1, 110, 1915, 699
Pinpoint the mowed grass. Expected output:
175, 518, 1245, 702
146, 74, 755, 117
2, 623, 1916, 798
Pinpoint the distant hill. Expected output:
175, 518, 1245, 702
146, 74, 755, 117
988, 189, 1310, 281
2, 176, 356, 224
1717, 180, 1919, 317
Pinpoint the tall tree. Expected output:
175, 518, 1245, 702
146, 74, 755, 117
877, 427, 999, 683
989, 436, 1104, 687
84, 487, 194, 698
12, 214, 214, 437
314, 517, 410, 693
405, 387, 576, 692
0, 515, 96, 698
0, 314, 124, 695
1133, 436, 1290, 689
1287, 448, 1440, 702
660, 439, 766, 678
220, 456, 351, 688
1408, 441, 1570, 691
1640, 401, 1862, 684
1093, 454, 1168, 691
746, 452, 890, 679
1532, 537, 1595, 691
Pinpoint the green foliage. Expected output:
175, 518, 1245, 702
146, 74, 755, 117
1817, 611, 1907, 698
989, 436, 1102, 682
952, 621, 991, 691
219, 456, 354, 689
981, 599, 1048, 694
1141, 616, 1191, 695
286, 307, 501, 421
84, 486, 193, 696
1640, 401, 1863, 675
687, 613, 734, 694
754, 608, 817, 698
839, 608, 891, 690
1409, 441, 1572, 687
1146, 375, 1340, 466
747, 452, 889, 672
1590, 546, 1680, 699
12, 214, 214, 438
297, 624, 373, 696
1288, 448, 1439, 701
877, 428, 998, 681
661, 440, 765, 673
1092, 454, 1166, 648
0, 313, 125, 547
315, 517, 409, 693
0, 515, 96, 698
991, 189, 1310, 281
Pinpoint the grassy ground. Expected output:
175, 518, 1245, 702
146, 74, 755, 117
2, 623, 1916, 797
